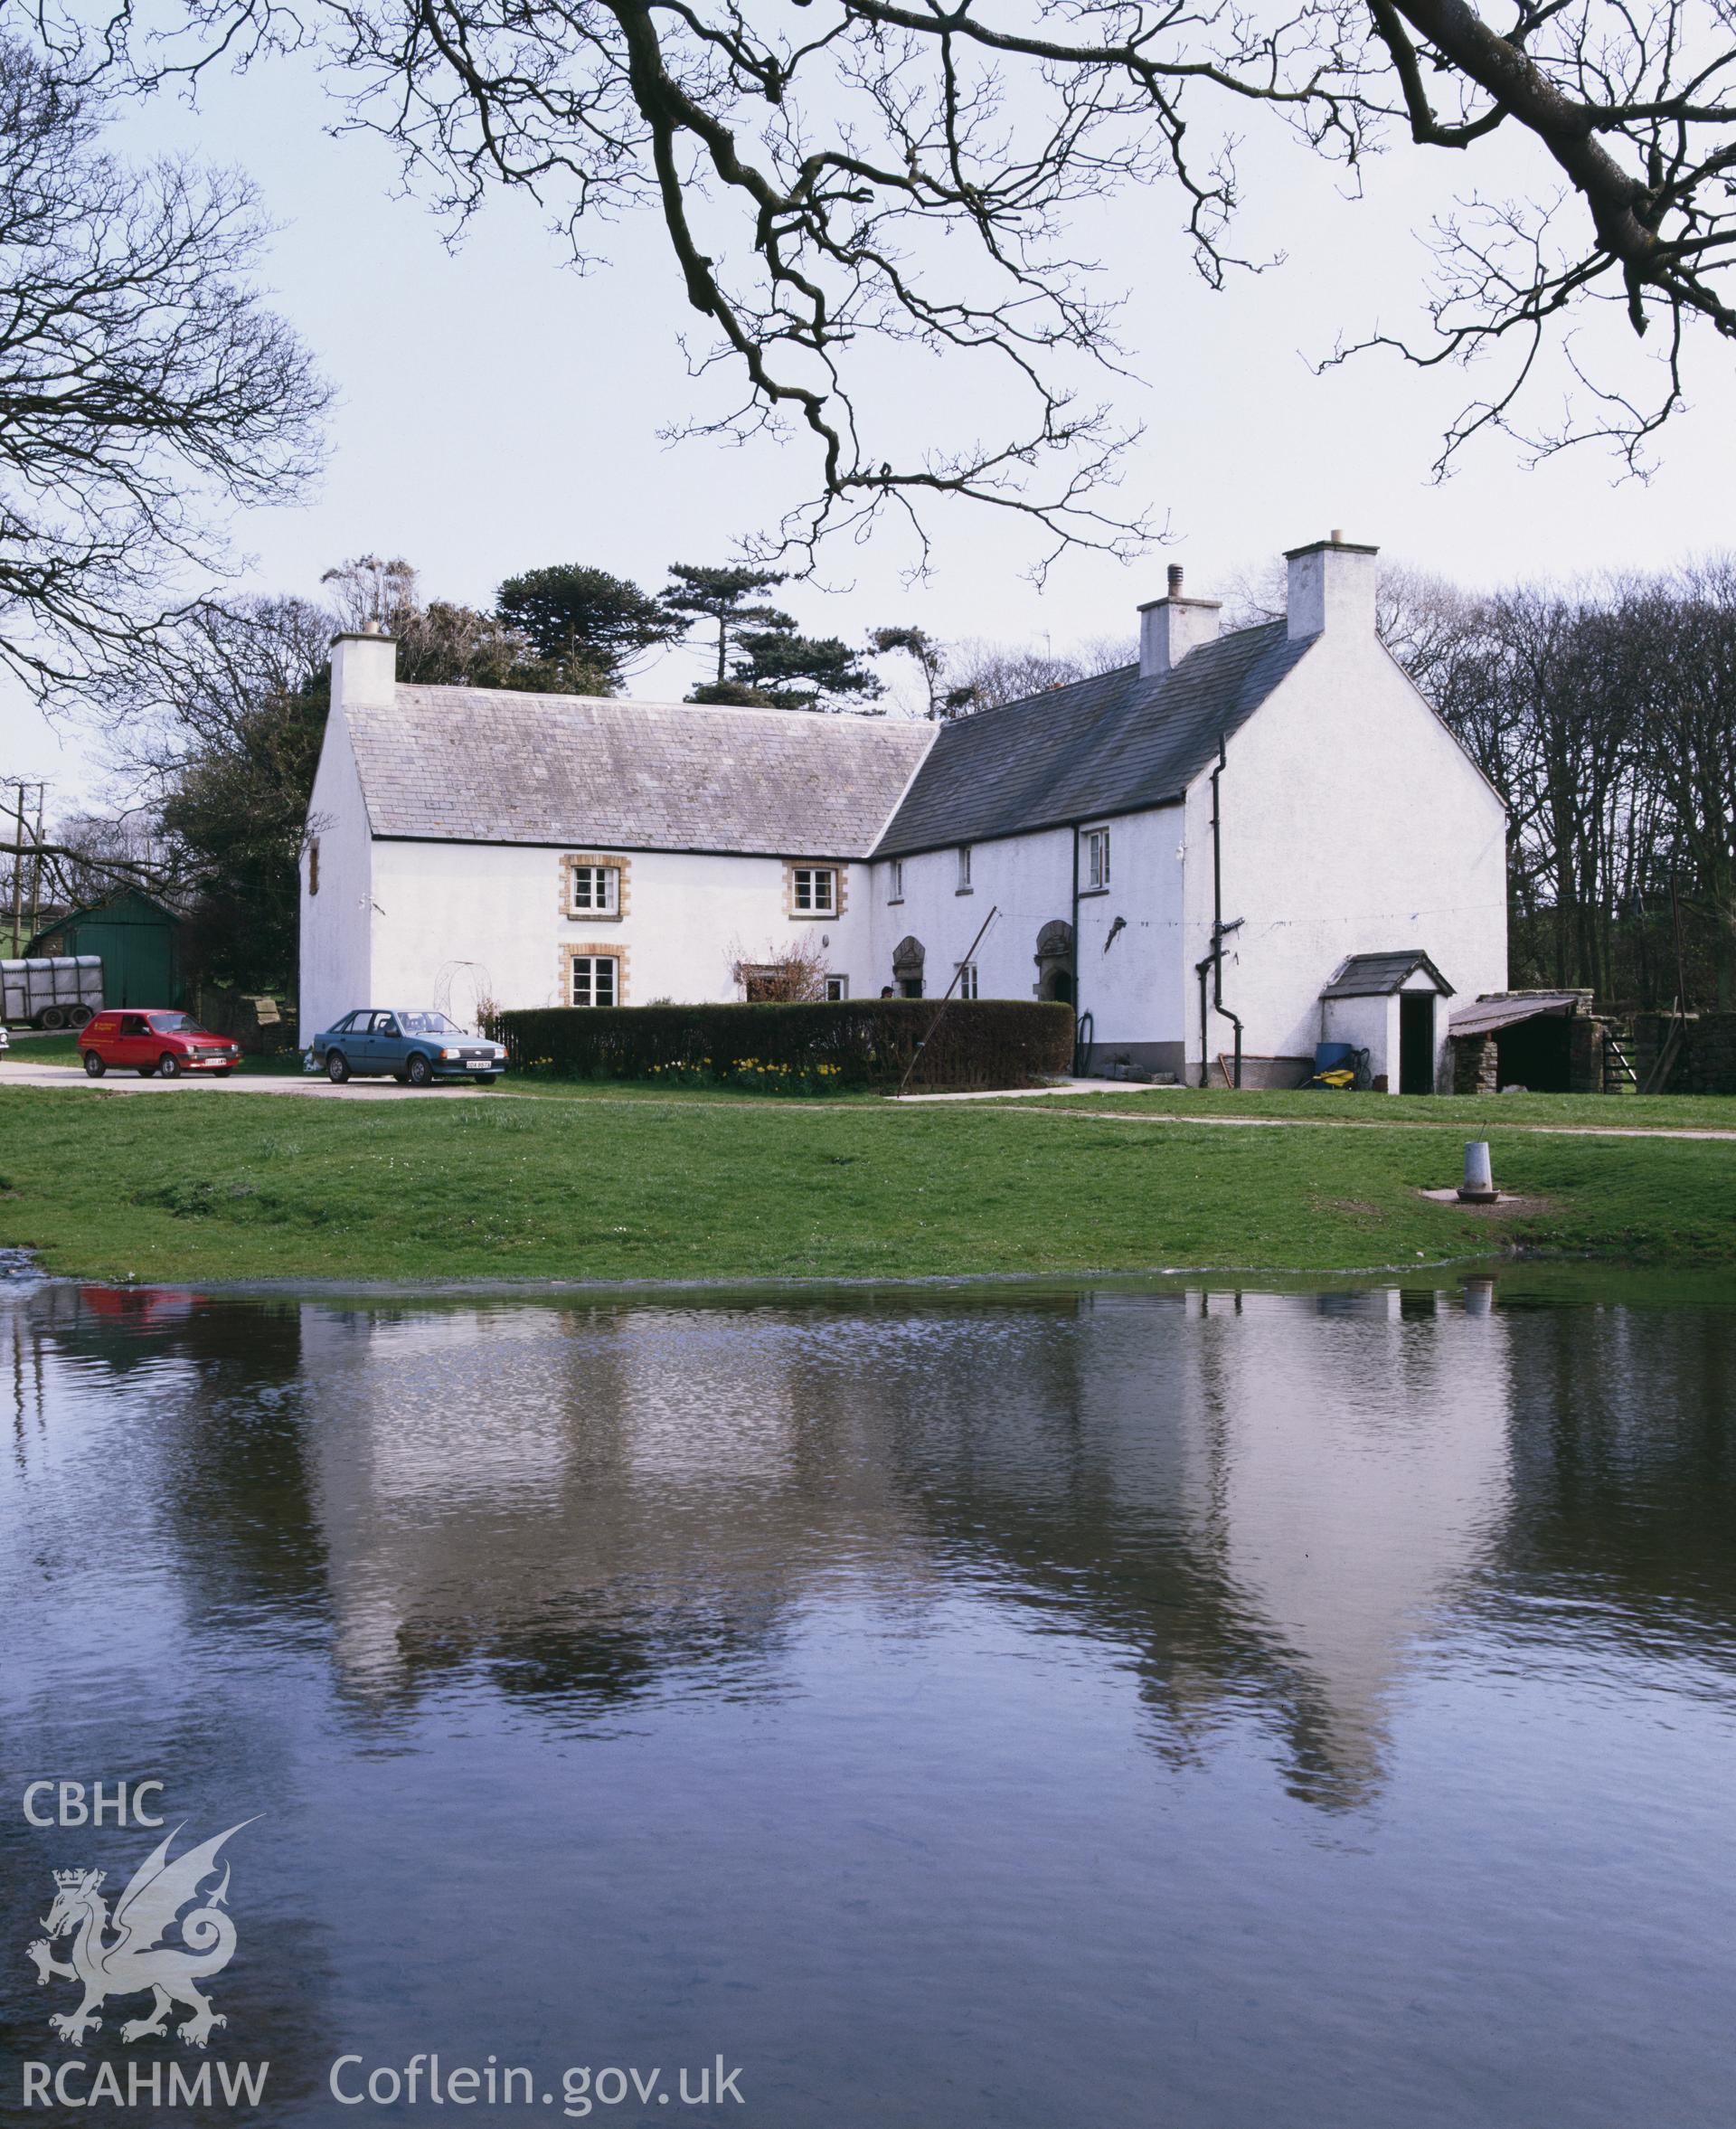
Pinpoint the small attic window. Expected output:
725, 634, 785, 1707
1083, 828, 1110, 892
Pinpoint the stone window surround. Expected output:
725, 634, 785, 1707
562, 941, 628, 1008
784, 860, 847, 920
561, 852, 630, 923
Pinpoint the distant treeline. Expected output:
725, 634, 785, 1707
1394, 565, 1736, 1011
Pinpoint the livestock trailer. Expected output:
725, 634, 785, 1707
1, 955, 104, 1027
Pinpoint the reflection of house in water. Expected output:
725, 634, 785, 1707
289, 1288, 1515, 1803
295, 1302, 936, 1707
873, 1287, 1512, 1806
1194, 1288, 1511, 1802
18, 1277, 1730, 1813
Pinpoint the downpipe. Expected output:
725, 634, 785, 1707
1071, 824, 1086, 1074
1196, 733, 1243, 1089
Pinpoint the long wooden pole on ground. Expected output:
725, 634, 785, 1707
893, 903, 1000, 1098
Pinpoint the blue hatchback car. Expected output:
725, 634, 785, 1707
310, 1009, 507, 1087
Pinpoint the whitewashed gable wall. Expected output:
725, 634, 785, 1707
1181, 635, 1507, 1084
299, 702, 374, 1034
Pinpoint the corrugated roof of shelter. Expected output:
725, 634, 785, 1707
1320, 950, 1456, 998
1448, 992, 1584, 1036
873, 620, 1314, 856
346, 688, 936, 856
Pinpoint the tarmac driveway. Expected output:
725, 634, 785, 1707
0, 1060, 468, 1100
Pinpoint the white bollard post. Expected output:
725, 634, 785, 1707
1458, 1141, 1497, 1204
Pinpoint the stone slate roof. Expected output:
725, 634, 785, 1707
1321, 950, 1455, 998
347, 687, 936, 856
873, 620, 1314, 857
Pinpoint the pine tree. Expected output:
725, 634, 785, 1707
664, 563, 792, 689
496, 564, 682, 693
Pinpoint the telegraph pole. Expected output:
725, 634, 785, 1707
3, 779, 47, 958
28, 783, 44, 944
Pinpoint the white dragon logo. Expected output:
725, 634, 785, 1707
26, 1821, 254, 2049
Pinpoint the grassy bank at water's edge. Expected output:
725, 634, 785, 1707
1, 1083, 1732, 1282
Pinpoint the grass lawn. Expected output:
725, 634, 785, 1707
1007, 1084, 1736, 1133
1, 1081, 1733, 1283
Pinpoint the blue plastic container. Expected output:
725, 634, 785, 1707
1313, 1043, 1355, 1074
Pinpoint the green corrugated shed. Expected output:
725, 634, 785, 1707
25, 890, 184, 1009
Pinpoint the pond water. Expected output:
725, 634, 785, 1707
1, 1272, 1733, 2128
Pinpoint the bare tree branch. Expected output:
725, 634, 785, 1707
35, 0, 1736, 542
0, 33, 327, 693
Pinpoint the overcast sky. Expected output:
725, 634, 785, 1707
13, 40, 1736, 810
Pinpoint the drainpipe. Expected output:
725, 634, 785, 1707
1194, 734, 1243, 1088
1070, 824, 1084, 1074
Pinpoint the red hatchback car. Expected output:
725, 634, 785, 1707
79, 1010, 241, 1080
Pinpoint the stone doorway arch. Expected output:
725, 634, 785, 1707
1034, 920, 1074, 1005
892, 934, 926, 999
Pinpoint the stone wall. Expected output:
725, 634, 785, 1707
1567, 1016, 1606, 1094
1453, 1034, 1499, 1094
1631, 1012, 1736, 1094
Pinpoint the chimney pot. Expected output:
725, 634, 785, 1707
1330, 528, 1344, 545
1167, 563, 1184, 596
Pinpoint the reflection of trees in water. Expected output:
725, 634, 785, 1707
2, 1291, 339, 2113
395, 1600, 788, 1719
1492, 1299, 1736, 1658
23, 1283, 329, 1620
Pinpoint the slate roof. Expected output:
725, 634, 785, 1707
346, 687, 936, 856
873, 620, 1314, 856
1320, 950, 1455, 998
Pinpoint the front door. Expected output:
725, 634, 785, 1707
1399, 992, 1436, 1094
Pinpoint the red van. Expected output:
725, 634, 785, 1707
79, 1011, 241, 1080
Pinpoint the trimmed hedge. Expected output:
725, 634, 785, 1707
495, 998, 1074, 1093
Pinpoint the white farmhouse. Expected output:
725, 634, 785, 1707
300, 532, 1506, 1091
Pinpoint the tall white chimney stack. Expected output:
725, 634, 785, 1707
1284, 531, 1379, 641
329, 622, 399, 711
1138, 563, 1222, 679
